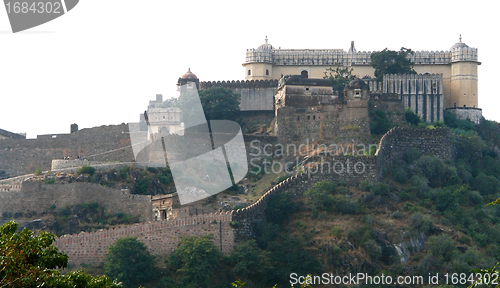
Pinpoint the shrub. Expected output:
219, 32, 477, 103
409, 212, 433, 234
42, 178, 55, 184
416, 156, 446, 187
119, 167, 129, 179
76, 165, 96, 176
392, 211, 403, 219
402, 147, 422, 164
331, 226, 342, 238
359, 180, 372, 192
362, 214, 374, 224
444, 112, 475, 131
364, 239, 382, 260
265, 191, 296, 224
132, 177, 152, 195
473, 173, 500, 195
434, 188, 457, 212
347, 226, 373, 247
371, 182, 390, 196
392, 167, 408, 183
409, 175, 430, 197
370, 110, 392, 135
333, 195, 365, 215
405, 108, 421, 126
426, 234, 457, 262
34, 167, 42, 176
304, 181, 336, 213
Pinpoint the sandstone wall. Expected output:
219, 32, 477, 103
0, 181, 152, 223
233, 155, 377, 242
55, 212, 233, 267
0, 124, 135, 179
275, 102, 370, 144
445, 107, 482, 124
199, 80, 278, 111
375, 127, 454, 178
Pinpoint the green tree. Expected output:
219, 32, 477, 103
370, 109, 392, 135
404, 107, 421, 126
160, 97, 179, 108
304, 181, 336, 215
169, 235, 222, 288
371, 47, 416, 82
178, 86, 241, 122
0, 221, 120, 288
265, 190, 296, 225
231, 240, 272, 286
104, 237, 154, 288
323, 67, 356, 98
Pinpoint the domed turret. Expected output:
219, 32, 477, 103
257, 36, 273, 50
450, 34, 469, 50
344, 78, 369, 100
181, 68, 198, 80
449, 35, 480, 109
177, 68, 199, 93
347, 78, 369, 90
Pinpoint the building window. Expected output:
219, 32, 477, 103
248, 70, 251, 76
301, 70, 308, 78
266, 69, 269, 76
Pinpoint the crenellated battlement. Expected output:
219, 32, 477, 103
244, 40, 478, 66
199, 79, 278, 90
55, 211, 234, 267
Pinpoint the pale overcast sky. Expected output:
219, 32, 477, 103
0, 0, 498, 138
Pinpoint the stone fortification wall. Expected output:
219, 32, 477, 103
0, 181, 152, 223
233, 156, 377, 242
445, 107, 482, 124
375, 127, 453, 178
55, 212, 233, 267
369, 93, 405, 125
51, 160, 138, 171
275, 103, 370, 144
0, 124, 135, 179
200, 80, 278, 111
0, 180, 22, 192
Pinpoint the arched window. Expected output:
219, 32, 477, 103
248, 69, 251, 76
266, 69, 269, 76
301, 70, 308, 78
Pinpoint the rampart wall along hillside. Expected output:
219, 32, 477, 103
375, 127, 454, 178
2, 126, 457, 267
0, 181, 152, 222
54, 212, 233, 267
0, 124, 135, 179
200, 80, 278, 111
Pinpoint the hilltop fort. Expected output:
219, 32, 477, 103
0, 37, 482, 267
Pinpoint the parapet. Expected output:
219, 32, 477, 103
199, 79, 278, 90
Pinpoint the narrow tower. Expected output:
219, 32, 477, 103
450, 35, 480, 108
243, 36, 273, 80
